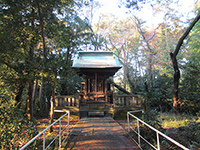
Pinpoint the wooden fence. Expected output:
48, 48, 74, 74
115, 94, 142, 106
55, 95, 79, 107
55, 94, 141, 107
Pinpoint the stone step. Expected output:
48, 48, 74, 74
88, 111, 104, 117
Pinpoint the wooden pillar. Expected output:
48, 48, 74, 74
128, 97, 130, 105
113, 92, 116, 105
72, 97, 74, 106
105, 79, 108, 102
95, 73, 97, 101
67, 98, 70, 106
74, 97, 76, 106
75, 93, 79, 107
122, 97, 124, 106
132, 96, 134, 105
58, 97, 61, 106
136, 96, 139, 105
88, 79, 90, 93
55, 97, 58, 107
64, 97, 66, 106
119, 97, 121, 105
85, 79, 87, 95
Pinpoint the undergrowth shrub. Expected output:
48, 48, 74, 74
130, 110, 163, 149
185, 118, 200, 149
140, 110, 163, 148
0, 89, 39, 149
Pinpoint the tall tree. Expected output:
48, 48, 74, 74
170, 10, 200, 110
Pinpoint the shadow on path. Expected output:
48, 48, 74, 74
65, 117, 139, 150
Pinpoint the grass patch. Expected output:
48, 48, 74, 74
157, 112, 200, 128
54, 106, 80, 120
113, 105, 142, 120
156, 112, 200, 149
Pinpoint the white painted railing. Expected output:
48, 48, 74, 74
127, 110, 189, 150
20, 110, 70, 150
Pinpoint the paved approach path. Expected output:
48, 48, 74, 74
65, 117, 138, 150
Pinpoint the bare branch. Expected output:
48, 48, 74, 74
173, 11, 200, 56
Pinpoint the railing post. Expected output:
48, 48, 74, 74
43, 132, 45, 150
59, 119, 61, 149
157, 132, 160, 150
127, 112, 130, 132
137, 120, 140, 147
68, 111, 70, 133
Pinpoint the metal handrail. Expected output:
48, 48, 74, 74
127, 110, 189, 150
20, 110, 70, 150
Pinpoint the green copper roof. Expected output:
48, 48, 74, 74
72, 51, 121, 68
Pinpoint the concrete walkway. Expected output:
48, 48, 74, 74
65, 117, 139, 150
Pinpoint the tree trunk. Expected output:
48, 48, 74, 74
148, 54, 153, 89
143, 82, 149, 112
38, 76, 43, 110
170, 52, 180, 109
49, 82, 55, 132
133, 15, 156, 90
123, 65, 127, 90
45, 82, 51, 111
126, 70, 135, 93
36, 0, 47, 63
27, 81, 34, 121
170, 12, 200, 110
32, 80, 38, 111
115, 54, 135, 94
144, 81, 149, 92
108, 79, 131, 95
15, 85, 25, 108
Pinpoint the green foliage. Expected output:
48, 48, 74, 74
186, 119, 200, 149
141, 74, 173, 112
58, 75, 81, 95
141, 109, 162, 129
0, 88, 38, 149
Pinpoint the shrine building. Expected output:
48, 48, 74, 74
72, 51, 121, 106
